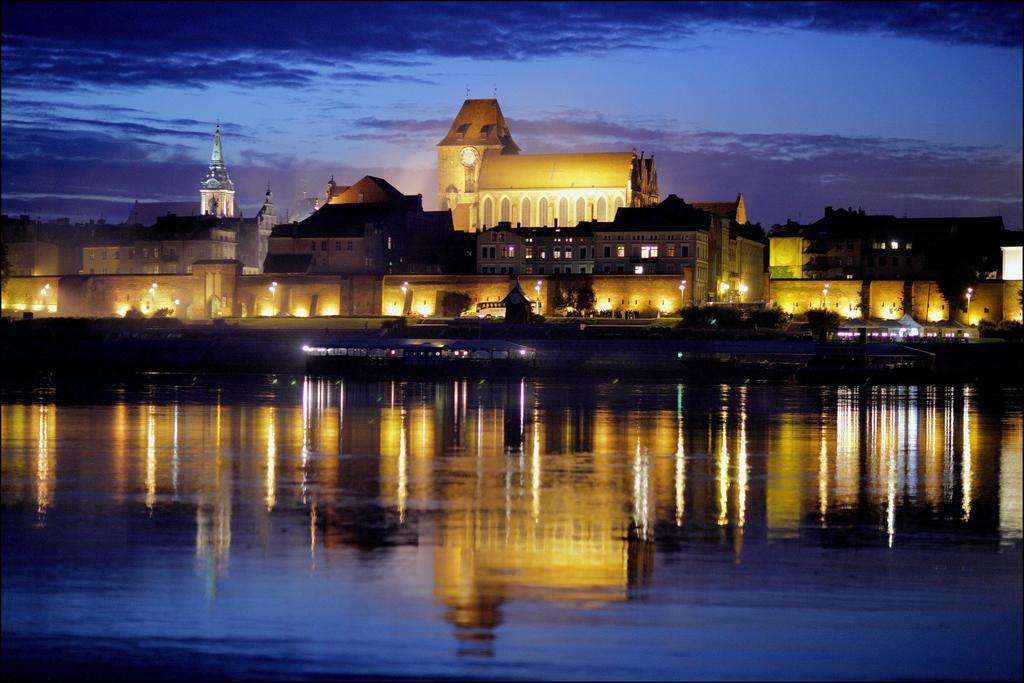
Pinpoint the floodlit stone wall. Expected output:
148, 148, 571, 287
769, 279, 863, 318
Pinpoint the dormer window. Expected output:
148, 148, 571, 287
479, 124, 493, 140
455, 123, 469, 140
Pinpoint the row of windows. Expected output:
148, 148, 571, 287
867, 255, 914, 267
310, 240, 355, 252
481, 265, 595, 275
480, 244, 695, 260
481, 194, 626, 228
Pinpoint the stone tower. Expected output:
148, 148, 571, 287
200, 124, 236, 217
254, 184, 276, 271
437, 99, 520, 231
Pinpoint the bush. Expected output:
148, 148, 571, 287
678, 305, 746, 328
152, 307, 175, 318
748, 305, 790, 328
978, 320, 1023, 342
123, 307, 144, 319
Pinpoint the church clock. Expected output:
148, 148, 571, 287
460, 146, 479, 167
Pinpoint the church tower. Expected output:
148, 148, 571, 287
437, 99, 520, 231
200, 124, 236, 218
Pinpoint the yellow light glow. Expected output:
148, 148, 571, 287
260, 306, 274, 317
320, 306, 338, 316
415, 303, 433, 317
47, 305, 57, 313
293, 308, 309, 318
15, 303, 26, 311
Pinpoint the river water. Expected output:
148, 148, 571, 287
2, 376, 1021, 680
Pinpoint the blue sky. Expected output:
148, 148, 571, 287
1, 1, 1021, 227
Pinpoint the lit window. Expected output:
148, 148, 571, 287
553, 248, 561, 259
501, 245, 515, 258
525, 247, 533, 259
890, 241, 899, 250
666, 244, 676, 257
616, 245, 625, 258
634, 265, 644, 274
640, 245, 659, 259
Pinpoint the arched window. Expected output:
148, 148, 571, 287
575, 197, 587, 224
557, 197, 569, 227
612, 195, 624, 217
596, 197, 608, 221
482, 197, 493, 228
521, 197, 532, 227
500, 197, 511, 223
538, 197, 549, 226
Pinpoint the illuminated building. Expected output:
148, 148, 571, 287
199, 124, 236, 218
264, 176, 454, 276
767, 206, 1017, 323
437, 99, 659, 232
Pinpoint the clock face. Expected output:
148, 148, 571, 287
460, 146, 478, 167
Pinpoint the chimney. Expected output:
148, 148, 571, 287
825, 206, 833, 217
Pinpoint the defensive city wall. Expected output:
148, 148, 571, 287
3, 261, 1022, 324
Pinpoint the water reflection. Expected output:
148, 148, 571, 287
1, 379, 1021, 660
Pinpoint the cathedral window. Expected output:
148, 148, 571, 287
499, 197, 511, 223
613, 196, 625, 216
557, 198, 569, 227
575, 197, 586, 224
482, 197, 493, 228
597, 197, 608, 222
521, 198, 532, 228
538, 198, 549, 226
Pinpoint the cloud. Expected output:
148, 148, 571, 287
2, 3, 1019, 91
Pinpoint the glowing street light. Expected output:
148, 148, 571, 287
534, 280, 542, 312
966, 287, 974, 323
821, 282, 830, 308
678, 279, 687, 308
738, 282, 749, 301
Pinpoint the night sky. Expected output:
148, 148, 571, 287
2, 1, 1021, 228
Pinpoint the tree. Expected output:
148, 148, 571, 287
806, 308, 840, 342
440, 291, 472, 317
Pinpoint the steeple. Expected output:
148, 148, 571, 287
200, 123, 236, 217
211, 123, 224, 165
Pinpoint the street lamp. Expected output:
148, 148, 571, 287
738, 282, 749, 302
821, 283, 830, 308
966, 287, 973, 324
268, 281, 278, 316
678, 279, 687, 309
534, 280, 542, 313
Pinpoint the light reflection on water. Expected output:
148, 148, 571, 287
1, 378, 1022, 680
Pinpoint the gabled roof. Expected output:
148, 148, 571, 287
326, 175, 409, 205
263, 253, 313, 274
610, 194, 713, 231
438, 99, 520, 153
478, 151, 634, 190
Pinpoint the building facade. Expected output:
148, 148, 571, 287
437, 99, 659, 232
264, 176, 453, 276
